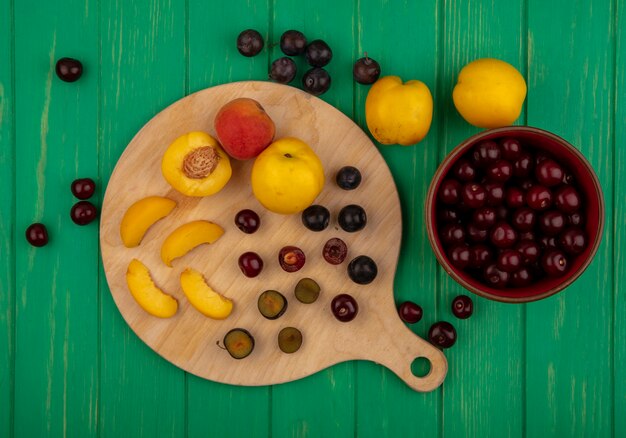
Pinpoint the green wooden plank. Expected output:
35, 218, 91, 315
353, 0, 442, 435
438, 1, 527, 436
268, 3, 356, 437
613, 0, 623, 436
98, 0, 187, 436
12, 0, 99, 436
185, 2, 271, 437
0, 0, 15, 435
526, 0, 615, 436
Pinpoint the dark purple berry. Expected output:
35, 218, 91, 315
237, 29, 264, 57
280, 30, 307, 56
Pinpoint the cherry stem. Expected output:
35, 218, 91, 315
364, 51, 369, 61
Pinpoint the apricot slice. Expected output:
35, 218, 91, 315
162, 131, 232, 197
180, 268, 233, 319
126, 259, 178, 318
160, 220, 224, 267
120, 196, 177, 247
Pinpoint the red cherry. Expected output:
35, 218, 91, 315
515, 241, 541, 264
26, 223, 49, 247
470, 244, 493, 268
497, 249, 523, 273
448, 245, 471, 269
438, 179, 462, 205
453, 159, 477, 182
398, 301, 423, 324
472, 141, 501, 167
440, 224, 466, 246
511, 208, 536, 231
486, 160, 513, 182
484, 182, 505, 206
71, 178, 96, 199
451, 295, 473, 319
472, 207, 497, 229
526, 186, 553, 211
505, 187, 525, 209
554, 186, 581, 214
513, 152, 534, 178
536, 159, 564, 187
559, 227, 587, 255
70, 201, 98, 225
541, 250, 568, 277
483, 263, 509, 288
490, 222, 518, 248
461, 183, 486, 209
500, 138, 523, 160
511, 267, 534, 287
539, 210, 566, 236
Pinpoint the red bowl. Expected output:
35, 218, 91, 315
425, 126, 604, 303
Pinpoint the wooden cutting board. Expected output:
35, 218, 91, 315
100, 81, 447, 392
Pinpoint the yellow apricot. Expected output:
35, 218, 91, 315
365, 76, 433, 146
453, 58, 527, 128
180, 268, 233, 319
126, 259, 178, 318
160, 220, 224, 267
120, 196, 176, 248
162, 131, 232, 197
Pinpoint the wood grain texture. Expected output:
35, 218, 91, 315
438, 1, 526, 436
615, 2, 624, 436
13, 0, 99, 436
98, 0, 187, 436
100, 81, 447, 392
354, 0, 443, 436
0, 0, 14, 435
186, 2, 272, 437
526, 0, 615, 436
269, 1, 358, 436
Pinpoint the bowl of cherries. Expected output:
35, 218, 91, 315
426, 126, 604, 303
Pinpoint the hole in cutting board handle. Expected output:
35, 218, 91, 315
411, 356, 432, 378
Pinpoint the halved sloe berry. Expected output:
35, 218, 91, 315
295, 278, 321, 304
258, 290, 288, 319
222, 328, 255, 359
278, 327, 303, 353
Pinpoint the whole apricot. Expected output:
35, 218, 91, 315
453, 58, 527, 128
365, 76, 433, 146
251, 137, 324, 215
214, 98, 276, 160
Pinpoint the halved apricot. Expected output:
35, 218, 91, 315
162, 131, 232, 197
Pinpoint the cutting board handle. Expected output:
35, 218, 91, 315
360, 315, 448, 392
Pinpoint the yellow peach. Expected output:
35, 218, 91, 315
180, 268, 233, 319
120, 196, 177, 248
126, 259, 178, 318
162, 131, 232, 197
160, 220, 224, 267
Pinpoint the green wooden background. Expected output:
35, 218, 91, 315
1, 0, 624, 436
